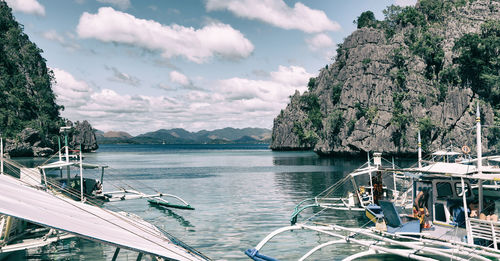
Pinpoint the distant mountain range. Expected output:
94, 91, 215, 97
95, 128, 271, 145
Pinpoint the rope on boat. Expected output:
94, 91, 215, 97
1, 158, 208, 260
2, 163, 207, 260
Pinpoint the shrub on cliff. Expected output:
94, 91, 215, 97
355, 11, 378, 29
0, 2, 63, 139
454, 20, 500, 107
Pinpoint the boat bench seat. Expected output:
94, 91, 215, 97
470, 218, 500, 249
379, 200, 420, 234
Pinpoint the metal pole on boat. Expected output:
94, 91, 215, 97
58, 136, 62, 162
58, 136, 63, 178
65, 131, 69, 163
1, 134, 3, 175
476, 103, 483, 212
80, 144, 84, 202
111, 248, 120, 261
418, 130, 422, 168
368, 152, 374, 204
461, 177, 473, 244
60, 127, 71, 184
392, 157, 397, 199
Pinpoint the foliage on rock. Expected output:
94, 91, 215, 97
271, 0, 500, 155
0, 2, 63, 138
0, 3, 98, 155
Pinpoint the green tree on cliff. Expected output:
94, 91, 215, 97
355, 11, 377, 29
0, 2, 63, 138
454, 20, 500, 106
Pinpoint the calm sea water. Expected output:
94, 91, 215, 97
14, 144, 410, 260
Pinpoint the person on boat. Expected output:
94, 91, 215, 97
480, 200, 498, 222
372, 171, 384, 205
94, 180, 103, 195
413, 187, 430, 228
468, 200, 479, 218
467, 199, 498, 222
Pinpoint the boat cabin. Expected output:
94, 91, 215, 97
414, 178, 474, 228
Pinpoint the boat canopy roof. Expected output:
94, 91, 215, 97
415, 162, 476, 175
350, 166, 380, 177
38, 160, 107, 170
404, 162, 500, 181
0, 174, 206, 260
432, 150, 462, 156
487, 156, 500, 162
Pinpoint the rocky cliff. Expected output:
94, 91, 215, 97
4, 121, 98, 157
0, 2, 98, 156
271, 0, 500, 155
67, 120, 99, 152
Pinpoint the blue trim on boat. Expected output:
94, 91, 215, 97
245, 249, 279, 261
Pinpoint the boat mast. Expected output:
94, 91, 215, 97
367, 152, 374, 205
79, 144, 84, 202
461, 177, 473, 244
60, 127, 71, 185
392, 157, 397, 199
58, 136, 62, 162
1, 133, 3, 175
418, 130, 422, 168
476, 103, 483, 212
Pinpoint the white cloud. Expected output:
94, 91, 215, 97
106, 66, 141, 87
307, 33, 334, 51
96, 0, 131, 10
306, 33, 336, 60
51, 66, 313, 135
169, 71, 190, 86
42, 30, 65, 43
5, 0, 45, 16
42, 30, 81, 51
271, 65, 314, 87
82, 89, 150, 114
205, 0, 340, 33
394, 0, 417, 7
76, 7, 254, 63
52, 68, 93, 108
216, 65, 313, 103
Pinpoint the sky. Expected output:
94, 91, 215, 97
5, 0, 416, 135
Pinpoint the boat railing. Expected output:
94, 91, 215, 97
290, 198, 318, 225
469, 218, 500, 249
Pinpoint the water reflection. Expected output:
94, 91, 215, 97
148, 206, 195, 230
272, 154, 366, 199
9, 145, 421, 260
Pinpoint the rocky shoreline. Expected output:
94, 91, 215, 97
4, 120, 98, 157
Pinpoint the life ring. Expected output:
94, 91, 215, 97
462, 145, 471, 154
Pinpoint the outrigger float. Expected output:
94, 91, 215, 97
0, 127, 204, 260
246, 103, 500, 261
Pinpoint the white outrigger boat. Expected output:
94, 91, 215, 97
33, 126, 194, 209
246, 104, 500, 261
0, 127, 205, 260
289, 152, 413, 225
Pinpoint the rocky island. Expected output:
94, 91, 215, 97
272, 0, 500, 155
0, 2, 97, 157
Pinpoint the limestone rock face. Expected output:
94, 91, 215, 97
4, 128, 54, 157
67, 120, 99, 152
271, 0, 500, 155
271, 91, 314, 150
